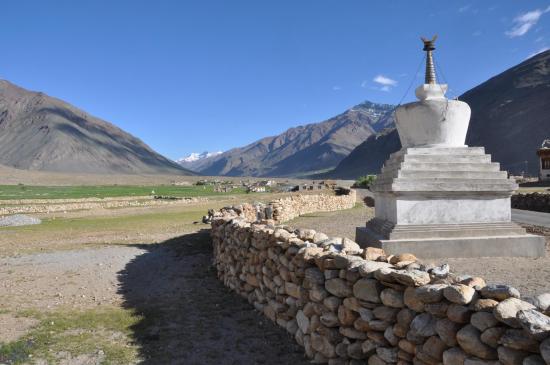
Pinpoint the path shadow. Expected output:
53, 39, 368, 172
118, 229, 309, 365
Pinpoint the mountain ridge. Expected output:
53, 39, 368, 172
0, 80, 193, 175
195, 101, 395, 177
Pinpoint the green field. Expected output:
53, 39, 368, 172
0, 184, 249, 200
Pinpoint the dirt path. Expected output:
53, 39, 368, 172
119, 230, 308, 364
0, 229, 309, 364
0, 246, 144, 311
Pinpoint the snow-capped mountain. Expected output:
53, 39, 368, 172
176, 151, 223, 171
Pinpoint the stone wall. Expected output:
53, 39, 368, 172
0, 196, 205, 215
205, 190, 357, 224
512, 193, 550, 214
270, 189, 357, 222
211, 209, 550, 365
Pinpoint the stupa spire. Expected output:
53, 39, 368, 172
421, 35, 437, 84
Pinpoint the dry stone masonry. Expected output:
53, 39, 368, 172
270, 189, 357, 222
204, 190, 356, 224
0, 196, 206, 215
211, 208, 550, 365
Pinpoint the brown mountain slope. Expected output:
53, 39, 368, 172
196, 102, 395, 177
327, 50, 550, 179
0, 80, 193, 175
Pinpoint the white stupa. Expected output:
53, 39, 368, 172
356, 36, 545, 258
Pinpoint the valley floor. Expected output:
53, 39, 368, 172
0, 193, 309, 364
1, 189, 548, 364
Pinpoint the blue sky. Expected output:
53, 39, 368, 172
1, 1, 549, 160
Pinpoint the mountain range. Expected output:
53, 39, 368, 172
2, 49, 548, 179
177, 151, 223, 170
191, 101, 395, 177
327, 49, 550, 179
0, 80, 193, 175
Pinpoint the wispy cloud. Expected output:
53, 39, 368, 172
472, 30, 482, 37
458, 4, 470, 13
505, 6, 550, 38
332, 86, 341, 91
373, 75, 397, 87
372, 75, 397, 92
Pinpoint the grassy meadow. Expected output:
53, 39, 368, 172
0, 184, 249, 200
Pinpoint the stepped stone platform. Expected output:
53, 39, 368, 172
356, 147, 545, 258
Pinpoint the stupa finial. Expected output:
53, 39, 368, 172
421, 35, 438, 84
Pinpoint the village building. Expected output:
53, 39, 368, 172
297, 180, 337, 191
537, 139, 550, 181
247, 185, 266, 193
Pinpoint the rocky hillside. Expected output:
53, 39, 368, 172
0, 80, 193, 175
327, 50, 550, 179
462, 50, 550, 176
196, 102, 395, 177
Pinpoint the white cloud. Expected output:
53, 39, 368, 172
505, 7, 550, 38
371, 75, 397, 92
360, 80, 368, 88
332, 86, 341, 91
373, 75, 397, 87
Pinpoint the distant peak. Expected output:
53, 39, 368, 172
355, 100, 395, 110
177, 151, 222, 163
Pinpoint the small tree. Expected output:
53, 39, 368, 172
353, 175, 377, 188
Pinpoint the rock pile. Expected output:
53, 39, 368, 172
511, 193, 550, 213
211, 208, 550, 365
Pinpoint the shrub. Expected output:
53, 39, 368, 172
353, 175, 376, 188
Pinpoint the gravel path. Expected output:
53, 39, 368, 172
290, 205, 550, 297
0, 229, 309, 364
0, 245, 144, 310
120, 230, 308, 364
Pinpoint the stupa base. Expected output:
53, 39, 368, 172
356, 223, 546, 258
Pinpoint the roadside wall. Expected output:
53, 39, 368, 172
512, 193, 550, 214
211, 210, 550, 365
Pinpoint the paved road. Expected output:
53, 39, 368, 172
512, 209, 550, 228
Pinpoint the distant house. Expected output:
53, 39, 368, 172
298, 183, 324, 191
297, 180, 338, 191
259, 180, 276, 187
247, 185, 266, 193
538, 139, 550, 181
